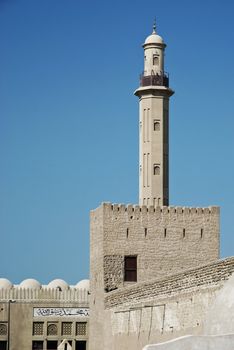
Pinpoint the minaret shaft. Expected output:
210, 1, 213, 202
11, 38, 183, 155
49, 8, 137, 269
135, 26, 174, 206
139, 94, 169, 206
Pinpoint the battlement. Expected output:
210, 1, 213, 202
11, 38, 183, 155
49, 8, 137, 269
97, 202, 219, 215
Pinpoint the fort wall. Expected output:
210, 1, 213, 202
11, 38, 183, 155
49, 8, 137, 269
89, 205, 106, 350
89, 202, 220, 350
101, 257, 234, 350
100, 202, 219, 291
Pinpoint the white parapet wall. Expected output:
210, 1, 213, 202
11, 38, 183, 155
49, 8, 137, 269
143, 334, 234, 350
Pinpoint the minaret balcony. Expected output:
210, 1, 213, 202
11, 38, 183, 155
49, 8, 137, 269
140, 73, 169, 88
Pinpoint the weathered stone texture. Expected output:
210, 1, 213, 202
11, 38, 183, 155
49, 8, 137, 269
104, 255, 124, 292
101, 203, 220, 287
89, 205, 105, 350
89, 202, 220, 350
105, 257, 234, 309
100, 258, 234, 350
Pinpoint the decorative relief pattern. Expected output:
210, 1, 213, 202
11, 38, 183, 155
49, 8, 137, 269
47, 323, 57, 336
0, 323, 7, 335
33, 322, 44, 336
62, 322, 72, 335
76, 322, 87, 336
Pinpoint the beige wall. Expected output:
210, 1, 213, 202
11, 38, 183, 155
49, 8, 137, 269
101, 257, 234, 350
139, 94, 170, 206
89, 202, 220, 350
99, 203, 219, 291
0, 289, 89, 350
89, 205, 105, 350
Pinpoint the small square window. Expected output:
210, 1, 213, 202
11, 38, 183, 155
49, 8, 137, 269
62, 322, 72, 336
33, 322, 44, 336
76, 322, 87, 336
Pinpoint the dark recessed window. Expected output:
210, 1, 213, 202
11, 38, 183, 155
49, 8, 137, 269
201, 228, 203, 238
47, 341, 57, 350
164, 228, 167, 238
124, 256, 137, 282
64, 341, 72, 350
32, 341, 43, 350
75, 341, 86, 350
183, 228, 186, 238
0, 342, 7, 350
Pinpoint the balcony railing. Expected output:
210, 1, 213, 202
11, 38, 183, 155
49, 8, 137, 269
140, 72, 169, 88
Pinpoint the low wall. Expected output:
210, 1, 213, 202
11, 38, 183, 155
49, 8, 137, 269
143, 334, 234, 350
105, 257, 234, 309
101, 257, 234, 350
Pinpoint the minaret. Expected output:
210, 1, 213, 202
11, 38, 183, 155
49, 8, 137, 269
134, 23, 174, 206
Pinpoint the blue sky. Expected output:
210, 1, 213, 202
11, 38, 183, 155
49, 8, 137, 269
0, 0, 234, 285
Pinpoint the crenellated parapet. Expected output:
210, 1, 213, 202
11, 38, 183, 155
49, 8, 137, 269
100, 202, 220, 215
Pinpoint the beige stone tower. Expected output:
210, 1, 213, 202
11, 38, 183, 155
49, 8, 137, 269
135, 23, 174, 206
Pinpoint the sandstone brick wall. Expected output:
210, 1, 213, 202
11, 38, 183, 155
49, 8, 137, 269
89, 202, 220, 350
101, 257, 234, 350
105, 257, 234, 309
101, 203, 220, 290
104, 255, 124, 292
89, 205, 105, 350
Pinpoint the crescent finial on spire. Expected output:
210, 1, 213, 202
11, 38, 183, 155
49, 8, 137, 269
153, 18, 157, 33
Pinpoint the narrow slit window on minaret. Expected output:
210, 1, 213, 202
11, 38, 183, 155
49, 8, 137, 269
164, 228, 167, 238
153, 164, 160, 175
153, 55, 159, 66
183, 228, 186, 238
154, 120, 160, 131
